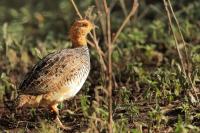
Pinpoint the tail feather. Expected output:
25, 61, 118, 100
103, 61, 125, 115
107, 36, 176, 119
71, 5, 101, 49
3, 86, 44, 111
17, 95, 43, 108
3, 85, 44, 111
4, 94, 43, 110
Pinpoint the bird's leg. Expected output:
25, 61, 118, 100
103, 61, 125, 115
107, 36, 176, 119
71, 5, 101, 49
50, 104, 71, 130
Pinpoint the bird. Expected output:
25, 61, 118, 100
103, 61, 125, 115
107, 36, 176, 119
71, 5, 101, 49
7, 19, 94, 129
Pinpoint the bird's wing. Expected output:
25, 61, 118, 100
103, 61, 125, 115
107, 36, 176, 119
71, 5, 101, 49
18, 48, 81, 95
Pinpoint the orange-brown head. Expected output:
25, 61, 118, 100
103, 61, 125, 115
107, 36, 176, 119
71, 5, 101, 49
70, 19, 94, 47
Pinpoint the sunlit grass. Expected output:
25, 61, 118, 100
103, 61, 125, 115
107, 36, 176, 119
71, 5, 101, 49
0, 0, 199, 132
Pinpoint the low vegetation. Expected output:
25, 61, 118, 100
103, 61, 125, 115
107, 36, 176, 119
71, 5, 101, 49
0, 0, 199, 132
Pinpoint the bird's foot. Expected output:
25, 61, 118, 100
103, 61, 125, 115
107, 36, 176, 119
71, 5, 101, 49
54, 115, 71, 130
50, 104, 71, 130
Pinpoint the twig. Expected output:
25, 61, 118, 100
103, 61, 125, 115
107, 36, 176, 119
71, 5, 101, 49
95, 0, 108, 45
89, 33, 107, 71
70, 0, 83, 19
112, 0, 139, 45
102, 0, 113, 132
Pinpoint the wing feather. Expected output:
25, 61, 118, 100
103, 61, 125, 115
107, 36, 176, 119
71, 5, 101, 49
19, 48, 80, 95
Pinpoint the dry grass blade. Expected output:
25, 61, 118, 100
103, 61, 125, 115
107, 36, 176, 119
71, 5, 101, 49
163, 0, 186, 76
163, 0, 199, 102
167, 0, 190, 68
167, 0, 199, 101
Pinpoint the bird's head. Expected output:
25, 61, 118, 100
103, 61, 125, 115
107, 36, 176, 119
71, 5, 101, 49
70, 19, 95, 47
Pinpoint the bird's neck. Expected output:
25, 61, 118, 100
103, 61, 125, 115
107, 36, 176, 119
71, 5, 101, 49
71, 34, 87, 47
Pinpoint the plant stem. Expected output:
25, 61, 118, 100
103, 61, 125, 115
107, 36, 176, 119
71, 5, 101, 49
102, 0, 113, 132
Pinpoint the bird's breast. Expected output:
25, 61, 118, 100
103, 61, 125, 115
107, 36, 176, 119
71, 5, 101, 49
63, 64, 90, 99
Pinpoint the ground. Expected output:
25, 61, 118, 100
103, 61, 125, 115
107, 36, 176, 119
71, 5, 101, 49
0, 0, 200, 132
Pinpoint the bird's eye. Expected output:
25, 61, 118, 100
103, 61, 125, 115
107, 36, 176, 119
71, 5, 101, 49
81, 23, 88, 27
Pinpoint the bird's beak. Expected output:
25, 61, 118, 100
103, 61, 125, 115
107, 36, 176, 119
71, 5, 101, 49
94, 24, 99, 29
94, 25, 99, 29
91, 23, 98, 30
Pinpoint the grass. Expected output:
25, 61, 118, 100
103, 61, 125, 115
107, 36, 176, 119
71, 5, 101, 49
0, 0, 200, 132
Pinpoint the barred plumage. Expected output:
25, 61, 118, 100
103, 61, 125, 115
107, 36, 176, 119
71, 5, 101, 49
19, 46, 90, 98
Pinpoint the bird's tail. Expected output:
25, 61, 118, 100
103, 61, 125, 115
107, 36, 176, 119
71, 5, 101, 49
4, 86, 44, 110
